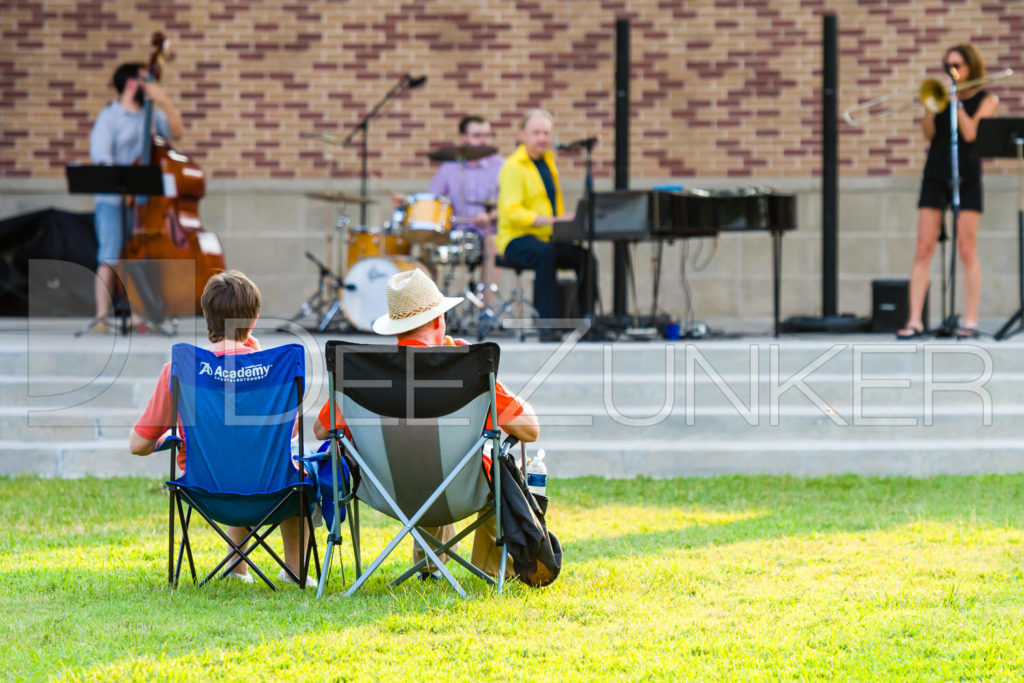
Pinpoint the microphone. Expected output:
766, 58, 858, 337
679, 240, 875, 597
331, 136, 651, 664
943, 62, 959, 82
554, 135, 602, 152
406, 74, 428, 89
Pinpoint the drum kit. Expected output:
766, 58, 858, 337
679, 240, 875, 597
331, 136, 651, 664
292, 144, 501, 334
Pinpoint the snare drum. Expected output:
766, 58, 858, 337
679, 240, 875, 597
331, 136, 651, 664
430, 230, 483, 268
346, 227, 410, 269
341, 257, 431, 332
401, 193, 452, 245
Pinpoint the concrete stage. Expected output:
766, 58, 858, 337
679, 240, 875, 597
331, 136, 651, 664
1, 316, 1020, 479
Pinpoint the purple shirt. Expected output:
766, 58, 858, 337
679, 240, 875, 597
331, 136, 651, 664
428, 154, 504, 236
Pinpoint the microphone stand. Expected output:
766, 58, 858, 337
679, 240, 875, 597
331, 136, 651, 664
576, 138, 608, 340
340, 75, 417, 226
937, 69, 962, 337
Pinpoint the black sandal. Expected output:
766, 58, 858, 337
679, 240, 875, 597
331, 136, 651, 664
896, 325, 925, 340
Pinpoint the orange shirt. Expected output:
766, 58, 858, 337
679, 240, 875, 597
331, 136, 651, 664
316, 338, 525, 436
133, 347, 254, 472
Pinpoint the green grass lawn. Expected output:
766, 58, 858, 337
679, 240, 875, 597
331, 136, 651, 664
3, 475, 1024, 681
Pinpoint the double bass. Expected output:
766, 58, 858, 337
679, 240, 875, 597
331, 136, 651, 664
122, 32, 225, 319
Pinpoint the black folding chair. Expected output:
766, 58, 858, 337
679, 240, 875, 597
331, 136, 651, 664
317, 340, 509, 598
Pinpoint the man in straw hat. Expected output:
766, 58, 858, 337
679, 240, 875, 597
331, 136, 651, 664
313, 269, 539, 579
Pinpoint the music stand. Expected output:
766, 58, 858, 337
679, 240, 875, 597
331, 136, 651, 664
976, 119, 1024, 340
65, 164, 166, 335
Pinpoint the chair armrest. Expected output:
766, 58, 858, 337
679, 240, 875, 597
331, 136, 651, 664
154, 435, 183, 452
499, 435, 519, 459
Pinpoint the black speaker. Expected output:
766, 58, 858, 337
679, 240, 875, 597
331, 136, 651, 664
872, 279, 928, 333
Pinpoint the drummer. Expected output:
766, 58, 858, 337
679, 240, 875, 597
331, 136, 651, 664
427, 115, 503, 303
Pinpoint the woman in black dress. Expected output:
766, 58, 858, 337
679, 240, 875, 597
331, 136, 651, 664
897, 43, 999, 338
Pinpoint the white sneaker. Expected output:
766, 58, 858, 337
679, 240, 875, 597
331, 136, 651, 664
226, 571, 254, 584
278, 568, 317, 588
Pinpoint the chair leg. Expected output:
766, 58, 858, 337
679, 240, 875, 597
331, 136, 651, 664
390, 513, 497, 588
316, 538, 334, 600
299, 490, 307, 590
497, 543, 508, 594
350, 500, 361, 578
167, 488, 176, 587
175, 502, 196, 584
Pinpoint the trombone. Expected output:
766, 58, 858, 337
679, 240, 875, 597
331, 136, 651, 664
842, 68, 1015, 126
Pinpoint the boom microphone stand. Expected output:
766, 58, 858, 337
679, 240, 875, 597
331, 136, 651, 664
339, 74, 427, 226
936, 64, 962, 338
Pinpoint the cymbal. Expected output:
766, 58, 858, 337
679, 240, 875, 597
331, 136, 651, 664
304, 191, 377, 205
426, 144, 499, 163
300, 131, 347, 146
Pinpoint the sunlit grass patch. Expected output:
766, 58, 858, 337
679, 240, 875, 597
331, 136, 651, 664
3, 474, 1024, 681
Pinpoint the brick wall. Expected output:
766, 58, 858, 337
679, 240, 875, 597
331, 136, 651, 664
3, 0, 1023, 182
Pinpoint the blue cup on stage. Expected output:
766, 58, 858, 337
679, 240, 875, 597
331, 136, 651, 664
664, 321, 681, 340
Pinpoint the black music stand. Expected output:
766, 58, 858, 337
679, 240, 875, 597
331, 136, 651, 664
65, 164, 166, 336
976, 119, 1024, 340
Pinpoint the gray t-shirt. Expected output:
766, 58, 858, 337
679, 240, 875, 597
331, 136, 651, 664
89, 100, 171, 205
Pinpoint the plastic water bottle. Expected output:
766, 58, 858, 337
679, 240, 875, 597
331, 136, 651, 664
526, 449, 547, 498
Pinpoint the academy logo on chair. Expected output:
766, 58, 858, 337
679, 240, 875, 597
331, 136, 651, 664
200, 359, 274, 383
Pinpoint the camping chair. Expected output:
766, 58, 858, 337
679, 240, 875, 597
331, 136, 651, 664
317, 339, 509, 598
164, 343, 320, 590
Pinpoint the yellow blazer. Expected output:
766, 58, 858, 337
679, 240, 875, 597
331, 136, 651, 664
497, 144, 565, 255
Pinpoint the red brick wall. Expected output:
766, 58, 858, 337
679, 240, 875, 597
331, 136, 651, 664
3, 0, 1022, 180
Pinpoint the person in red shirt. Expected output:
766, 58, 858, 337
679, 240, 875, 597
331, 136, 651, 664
313, 269, 539, 578
129, 270, 314, 586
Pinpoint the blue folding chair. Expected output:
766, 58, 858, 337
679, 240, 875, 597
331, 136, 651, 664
164, 343, 320, 590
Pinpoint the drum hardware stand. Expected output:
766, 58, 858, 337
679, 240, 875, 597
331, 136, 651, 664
289, 251, 348, 332
338, 74, 427, 226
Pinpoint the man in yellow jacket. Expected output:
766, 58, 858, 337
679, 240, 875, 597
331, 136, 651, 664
497, 109, 593, 339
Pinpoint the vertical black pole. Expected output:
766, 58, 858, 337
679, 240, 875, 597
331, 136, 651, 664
822, 13, 838, 318
613, 18, 630, 321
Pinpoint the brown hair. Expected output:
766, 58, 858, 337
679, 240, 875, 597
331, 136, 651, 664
200, 270, 261, 343
947, 43, 985, 82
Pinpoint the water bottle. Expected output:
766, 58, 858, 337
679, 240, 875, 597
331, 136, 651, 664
526, 449, 547, 498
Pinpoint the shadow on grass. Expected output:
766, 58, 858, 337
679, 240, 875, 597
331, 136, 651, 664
552, 474, 1024, 561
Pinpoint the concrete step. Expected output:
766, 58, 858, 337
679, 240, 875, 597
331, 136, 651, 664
492, 339, 1023, 375
531, 405, 1011, 442
502, 371, 1014, 410
5, 371, 1012, 413
5, 437, 1024, 479
4, 328, 1024, 478
539, 439, 1024, 478
7, 337, 1021, 379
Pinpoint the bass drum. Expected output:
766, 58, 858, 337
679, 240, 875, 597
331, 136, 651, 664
342, 257, 431, 332
345, 226, 410, 269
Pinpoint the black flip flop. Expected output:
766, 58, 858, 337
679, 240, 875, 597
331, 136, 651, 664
895, 326, 926, 340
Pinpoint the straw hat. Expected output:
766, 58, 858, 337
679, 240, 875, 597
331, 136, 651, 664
372, 269, 464, 336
